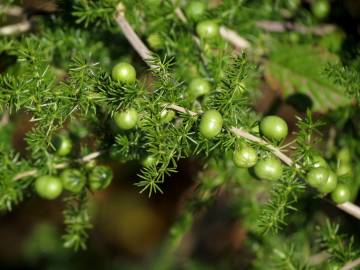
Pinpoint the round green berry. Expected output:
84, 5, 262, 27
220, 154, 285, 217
189, 77, 211, 98
331, 184, 351, 204
60, 169, 86, 193
312, 155, 328, 168
318, 170, 337, 194
112, 62, 136, 84
185, 1, 206, 21
254, 157, 283, 181
160, 109, 175, 123
114, 108, 138, 130
35, 176, 63, 200
287, 0, 300, 11
337, 147, 351, 163
196, 20, 219, 39
260, 115, 288, 142
306, 167, 330, 188
233, 146, 258, 168
52, 134, 72, 156
147, 33, 163, 50
199, 109, 223, 138
311, 0, 330, 19
89, 166, 113, 191
337, 163, 352, 176
142, 155, 158, 167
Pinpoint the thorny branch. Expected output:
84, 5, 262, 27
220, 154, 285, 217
113, 8, 360, 221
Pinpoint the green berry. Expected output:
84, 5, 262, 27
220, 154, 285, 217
52, 134, 72, 156
199, 109, 223, 138
287, 0, 300, 11
112, 62, 136, 84
147, 33, 163, 50
318, 170, 337, 194
289, 32, 300, 43
312, 155, 328, 168
60, 169, 86, 193
311, 0, 330, 19
196, 20, 219, 39
331, 184, 351, 204
185, 1, 206, 21
233, 146, 258, 168
114, 108, 138, 130
160, 109, 175, 123
189, 77, 211, 98
142, 155, 158, 167
306, 167, 330, 188
337, 163, 352, 176
254, 157, 283, 181
260, 115, 288, 142
35, 176, 63, 200
89, 166, 113, 191
337, 147, 351, 163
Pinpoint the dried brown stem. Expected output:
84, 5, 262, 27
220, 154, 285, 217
13, 150, 104, 181
0, 111, 9, 127
219, 26, 251, 49
0, 20, 31, 36
256, 20, 336, 36
0, 5, 24, 16
112, 5, 360, 221
165, 105, 360, 221
340, 257, 360, 270
114, 4, 154, 67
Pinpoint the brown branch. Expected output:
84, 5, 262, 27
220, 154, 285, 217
0, 20, 31, 36
114, 4, 154, 67
165, 105, 360, 221
166, 104, 199, 116
256, 20, 336, 36
219, 26, 251, 49
0, 5, 24, 16
340, 257, 360, 270
0, 111, 9, 127
230, 127, 293, 165
13, 150, 104, 181
112, 5, 360, 221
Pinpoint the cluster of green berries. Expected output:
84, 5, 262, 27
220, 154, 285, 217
305, 151, 353, 204
146, 1, 220, 52
111, 24, 348, 204
232, 116, 287, 181
35, 136, 113, 200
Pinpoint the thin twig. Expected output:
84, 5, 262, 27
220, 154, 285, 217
167, 104, 198, 117
336, 202, 360, 220
307, 252, 330, 266
112, 6, 360, 221
340, 257, 360, 270
174, 7, 187, 24
13, 169, 38, 181
0, 20, 31, 36
256, 20, 336, 36
230, 127, 293, 165
220, 26, 251, 49
166, 105, 360, 221
0, 111, 9, 127
0, 5, 24, 16
13, 150, 105, 181
114, 4, 154, 67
